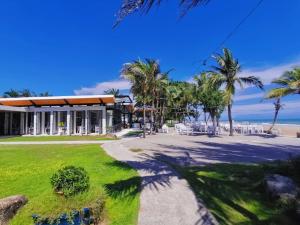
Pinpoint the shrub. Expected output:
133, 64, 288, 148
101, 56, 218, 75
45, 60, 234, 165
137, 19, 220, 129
50, 166, 90, 197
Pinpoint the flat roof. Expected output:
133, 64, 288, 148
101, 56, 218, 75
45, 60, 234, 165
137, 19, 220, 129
0, 95, 115, 107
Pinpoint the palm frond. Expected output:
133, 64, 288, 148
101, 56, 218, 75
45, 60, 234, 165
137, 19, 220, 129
239, 76, 264, 90
114, 0, 210, 26
266, 88, 295, 99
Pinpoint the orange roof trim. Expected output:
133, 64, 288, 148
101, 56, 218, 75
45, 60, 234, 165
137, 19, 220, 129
0, 95, 115, 107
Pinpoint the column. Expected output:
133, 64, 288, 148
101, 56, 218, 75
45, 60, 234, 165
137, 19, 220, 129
9, 112, 13, 135
85, 110, 88, 135
33, 111, 37, 136
20, 113, 25, 135
67, 111, 71, 135
73, 111, 77, 134
25, 112, 28, 134
41, 112, 45, 135
50, 111, 54, 135
102, 107, 106, 135
4, 112, 9, 135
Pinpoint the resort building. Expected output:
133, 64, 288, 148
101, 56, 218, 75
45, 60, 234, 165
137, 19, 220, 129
0, 95, 133, 136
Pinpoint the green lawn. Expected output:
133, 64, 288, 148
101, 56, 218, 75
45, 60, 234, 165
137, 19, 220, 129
0, 135, 116, 142
0, 144, 140, 225
176, 163, 299, 225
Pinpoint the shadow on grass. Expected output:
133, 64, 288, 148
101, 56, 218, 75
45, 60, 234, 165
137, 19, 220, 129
175, 164, 283, 225
104, 176, 141, 200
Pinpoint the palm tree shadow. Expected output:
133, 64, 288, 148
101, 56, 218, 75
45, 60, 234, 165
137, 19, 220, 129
104, 154, 175, 200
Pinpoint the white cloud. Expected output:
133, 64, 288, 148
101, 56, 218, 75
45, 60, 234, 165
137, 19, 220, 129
74, 79, 130, 95
232, 100, 300, 116
234, 93, 264, 101
240, 59, 300, 85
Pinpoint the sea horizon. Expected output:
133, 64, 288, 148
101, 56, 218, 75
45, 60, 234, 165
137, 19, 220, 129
232, 118, 300, 125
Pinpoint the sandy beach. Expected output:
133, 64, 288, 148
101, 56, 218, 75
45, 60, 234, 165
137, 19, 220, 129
262, 123, 300, 137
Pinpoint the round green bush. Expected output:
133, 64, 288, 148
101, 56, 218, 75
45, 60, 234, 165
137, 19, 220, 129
50, 166, 90, 197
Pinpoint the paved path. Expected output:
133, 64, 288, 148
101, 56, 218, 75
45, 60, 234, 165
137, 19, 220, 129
0, 140, 114, 145
102, 139, 217, 225
122, 134, 300, 166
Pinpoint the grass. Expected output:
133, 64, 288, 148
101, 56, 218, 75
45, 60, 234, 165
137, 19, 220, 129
175, 163, 299, 225
0, 144, 140, 225
0, 135, 116, 142
123, 131, 143, 137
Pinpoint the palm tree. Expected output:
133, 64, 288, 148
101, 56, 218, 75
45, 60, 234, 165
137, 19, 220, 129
121, 59, 160, 138
115, 0, 210, 26
266, 68, 300, 98
266, 68, 300, 133
104, 88, 120, 97
267, 98, 283, 133
195, 72, 225, 135
3, 89, 20, 98
211, 48, 264, 136
39, 91, 52, 97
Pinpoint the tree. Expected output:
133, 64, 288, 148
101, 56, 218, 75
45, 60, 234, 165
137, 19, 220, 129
121, 59, 160, 138
194, 72, 225, 134
211, 48, 263, 136
3, 89, 20, 98
267, 98, 283, 133
104, 88, 120, 96
3, 89, 51, 98
266, 68, 300, 133
39, 91, 52, 97
115, 0, 210, 25
266, 68, 300, 98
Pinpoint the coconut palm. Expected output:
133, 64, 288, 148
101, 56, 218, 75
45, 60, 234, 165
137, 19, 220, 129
195, 72, 225, 134
3, 89, 20, 98
121, 59, 161, 138
115, 0, 210, 26
104, 88, 120, 97
267, 98, 283, 133
211, 48, 264, 136
266, 68, 300, 98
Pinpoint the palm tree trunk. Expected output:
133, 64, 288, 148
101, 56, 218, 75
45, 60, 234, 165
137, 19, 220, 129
269, 109, 279, 133
212, 114, 217, 135
228, 104, 234, 136
143, 102, 146, 138
150, 101, 154, 134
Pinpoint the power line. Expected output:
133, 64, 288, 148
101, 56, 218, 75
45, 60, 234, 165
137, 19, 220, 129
201, 0, 265, 66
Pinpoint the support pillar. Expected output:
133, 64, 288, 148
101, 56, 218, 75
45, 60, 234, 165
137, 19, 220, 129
33, 111, 37, 136
67, 111, 71, 135
102, 107, 106, 135
73, 111, 77, 134
41, 112, 45, 135
20, 113, 25, 135
4, 112, 9, 135
85, 110, 88, 135
25, 112, 28, 134
9, 112, 13, 135
50, 111, 54, 135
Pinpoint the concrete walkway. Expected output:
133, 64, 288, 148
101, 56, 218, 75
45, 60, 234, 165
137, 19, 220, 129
102, 138, 217, 225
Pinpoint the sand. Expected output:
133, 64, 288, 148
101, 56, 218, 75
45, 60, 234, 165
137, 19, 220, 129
262, 123, 300, 137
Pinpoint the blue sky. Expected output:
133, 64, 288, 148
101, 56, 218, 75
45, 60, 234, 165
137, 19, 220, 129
0, 0, 299, 120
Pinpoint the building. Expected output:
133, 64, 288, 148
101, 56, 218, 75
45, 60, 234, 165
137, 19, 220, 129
0, 95, 133, 136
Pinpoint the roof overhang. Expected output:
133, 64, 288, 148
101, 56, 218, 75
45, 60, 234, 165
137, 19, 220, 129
0, 105, 27, 112
0, 95, 115, 107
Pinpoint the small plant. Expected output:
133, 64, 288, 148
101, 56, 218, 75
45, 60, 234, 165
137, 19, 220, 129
50, 166, 90, 197
58, 122, 65, 127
